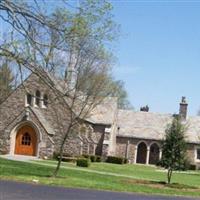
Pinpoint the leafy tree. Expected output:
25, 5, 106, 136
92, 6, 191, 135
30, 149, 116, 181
0, 0, 120, 176
160, 117, 188, 184
108, 79, 133, 109
0, 60, 15, 103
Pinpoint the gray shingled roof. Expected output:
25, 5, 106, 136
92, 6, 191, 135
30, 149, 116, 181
86, 97, 118, 125
117, 110, 200, 144
186, 116, 200, 143
31, 107, 55, 135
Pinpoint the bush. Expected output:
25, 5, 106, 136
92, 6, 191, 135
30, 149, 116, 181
124, 158, 129, 164
81, 154, 102, 163
106, 156, 125, 164
77, 158, 90, 167
90, 155, 96, 162
189, 164, 196, 170
53, 152, 59, 160
96, 156, 102, 162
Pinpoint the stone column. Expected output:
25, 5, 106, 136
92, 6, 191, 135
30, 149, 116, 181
32, 95, 36, 107
125, 140, 130, 159
159, 150, 162, 160
146, 146, 150, 165
93, 144, 96, 155
134, 146, 138, 164
80, 141, 83, 155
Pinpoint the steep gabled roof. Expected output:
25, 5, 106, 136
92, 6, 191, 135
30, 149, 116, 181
30, 107, 55, 135
86, 97, 118, 125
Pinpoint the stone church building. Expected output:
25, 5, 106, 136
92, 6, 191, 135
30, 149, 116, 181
1, 72, 200, 166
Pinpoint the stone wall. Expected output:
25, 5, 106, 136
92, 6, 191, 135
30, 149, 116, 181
116, 136, 198, 165
0, 73, 107, 158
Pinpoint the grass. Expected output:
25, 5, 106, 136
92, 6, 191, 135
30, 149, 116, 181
1, 158, 200, 197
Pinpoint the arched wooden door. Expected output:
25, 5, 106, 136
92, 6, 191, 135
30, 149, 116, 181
15, 125, 37, 156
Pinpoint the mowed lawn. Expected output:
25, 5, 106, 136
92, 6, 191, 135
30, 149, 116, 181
1, 158, 200, 197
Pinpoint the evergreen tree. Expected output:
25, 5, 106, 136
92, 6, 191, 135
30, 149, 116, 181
160, 117, 188, 184
0, 61, 14, 104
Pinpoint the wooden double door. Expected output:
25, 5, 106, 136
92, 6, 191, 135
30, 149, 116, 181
15, 125, 37, 156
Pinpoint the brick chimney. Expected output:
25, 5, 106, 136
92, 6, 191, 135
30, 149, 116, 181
179, 96, 188, 120
140, 105, 149, 112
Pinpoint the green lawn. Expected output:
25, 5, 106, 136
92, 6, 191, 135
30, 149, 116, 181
1, 158, 200, 197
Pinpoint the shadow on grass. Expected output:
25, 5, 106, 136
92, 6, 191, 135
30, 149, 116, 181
122, 179, 199, 190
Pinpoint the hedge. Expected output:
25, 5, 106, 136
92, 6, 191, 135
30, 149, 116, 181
82, 154, 102, 163
106, 156, 126, 164
77, 158, 90, 167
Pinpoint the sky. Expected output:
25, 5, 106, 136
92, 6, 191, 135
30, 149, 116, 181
1, 0, 200, 116
111, 0, 200, 116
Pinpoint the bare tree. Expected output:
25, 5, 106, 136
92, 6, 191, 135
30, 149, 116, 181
0, 0, 119, 176
0, 58, 15, 103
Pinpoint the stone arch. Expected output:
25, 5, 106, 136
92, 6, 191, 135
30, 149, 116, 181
10, 121, 42, 157
149, 142, 160, 165
136, 141, 147, 164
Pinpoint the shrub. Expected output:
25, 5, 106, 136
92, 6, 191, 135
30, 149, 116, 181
189, 164, 196, 170
96, 156, 102, 162
53, 152, 59, 160
77, 158, 90, 167
90, 155, 96, 162
81, 154, 102, 162
106, 156, 125, 164
124, 158, 129, 164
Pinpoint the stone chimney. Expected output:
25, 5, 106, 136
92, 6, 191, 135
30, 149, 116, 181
140, 105, 149, 112
179, 96, 188, 120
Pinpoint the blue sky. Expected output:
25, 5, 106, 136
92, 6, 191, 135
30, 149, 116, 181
111, 1, 200, 116
1, 0, 200, 115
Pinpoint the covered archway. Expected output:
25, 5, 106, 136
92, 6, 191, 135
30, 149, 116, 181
136, 142, 147, 164
12, 124, 38, 156
149, 143, 160, 165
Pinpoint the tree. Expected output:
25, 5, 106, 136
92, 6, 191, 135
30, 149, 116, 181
0, 60, 15, 103
0, 0, 119, 176
160, 117, 188, 184
79, 73, 132, 109
109, 79, 133, 109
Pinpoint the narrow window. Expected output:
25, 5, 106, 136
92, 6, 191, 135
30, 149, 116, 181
35, 90, 41, 106
27, 93, 32, 106
43, 94, 48, 107
197, 149, 200, 160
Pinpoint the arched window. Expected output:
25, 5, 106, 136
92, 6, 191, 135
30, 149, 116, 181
43, 94, 48, 107
35, 90, 41, 106
21, 132, 31, 146
26, 93, 32, 106
136, 142, 147, 164
149, 143, 160, 165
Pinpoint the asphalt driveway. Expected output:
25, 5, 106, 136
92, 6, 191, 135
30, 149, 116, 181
0, 180, 199, 200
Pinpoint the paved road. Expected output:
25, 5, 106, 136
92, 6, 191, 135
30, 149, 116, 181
0, 180, 199, 200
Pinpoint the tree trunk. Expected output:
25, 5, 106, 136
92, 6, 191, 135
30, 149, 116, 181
52, 142, 65, 177
53, 125, 72, 177
167, 168, 173, 184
